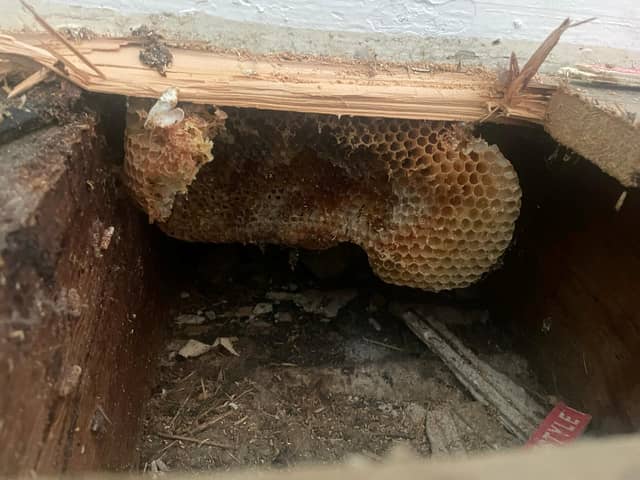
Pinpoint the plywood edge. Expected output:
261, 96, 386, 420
545, 85, 640, 188
0, 34, 552, 124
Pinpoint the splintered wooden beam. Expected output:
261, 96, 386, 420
0, 34, 554, 123
18, 0, 106, 78
503, 17, 595, 105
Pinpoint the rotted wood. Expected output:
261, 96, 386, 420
482, 124, 640, 433
0, 84, 171, 475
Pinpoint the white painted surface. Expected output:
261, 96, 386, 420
39, 0, 640, 50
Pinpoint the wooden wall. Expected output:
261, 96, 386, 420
0, 90, 171, 475
483, 125, 640, 433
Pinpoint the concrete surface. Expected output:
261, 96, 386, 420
1, 0, 640, 75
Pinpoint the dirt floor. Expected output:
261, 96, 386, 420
138, 244, 545, 473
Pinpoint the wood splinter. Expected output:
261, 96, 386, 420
399, 308, 547, 441
155, 432, 231, 449
19, 0, 106, 79
504, 17, 596, 107
7, 67, 49, 98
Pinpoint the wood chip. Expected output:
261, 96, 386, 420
426, 408, 466, 456
504, 17, 595, 106
175, 314, 206, 325
213, 337, 240, 356
253, 303, 273, 315
19, 0, 106, 78
7, 67, 49, 99
190, 409, 235, 435
615, 191, 627, 211
178, 339, 212, 358
559, 64, 640, 89
155, 432, 231, 449
362, 337, 405, 352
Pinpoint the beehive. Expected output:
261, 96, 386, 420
125, 103, 521, 291
124, 101, 227, 222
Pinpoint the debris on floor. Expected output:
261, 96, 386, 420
425, 408, 466, 456
398, 307, 547, 441
175, 314, 206, 326
178, 339, 211, 359
139, 249, 548, 472
213, 337, 240, 357
266, 289, 358, 318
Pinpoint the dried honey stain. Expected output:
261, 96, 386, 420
124, 105, 521, 292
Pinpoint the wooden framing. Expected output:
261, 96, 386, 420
0, 34, 552, 123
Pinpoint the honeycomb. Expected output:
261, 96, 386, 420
124, 100, 227, 222
125, 104, 521, 291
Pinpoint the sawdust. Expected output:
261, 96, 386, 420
59, 27, 96, 42
132, 25, 174, 76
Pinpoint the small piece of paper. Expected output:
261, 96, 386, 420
178, 339, 211, 358
214, 336, 240, 356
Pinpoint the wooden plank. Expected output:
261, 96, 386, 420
559, 64, 640, 89
545, 85, 640, 188
482, 124, 640, 434
0, 34, 553, 123
401, 310, 545, 441
0, 88, 171, 475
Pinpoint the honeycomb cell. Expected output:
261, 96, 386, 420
125, 105, 521, 292
464, 160, 474, 173
463, 197, 475, 208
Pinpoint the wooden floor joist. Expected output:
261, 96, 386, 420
0, 34, 553, 123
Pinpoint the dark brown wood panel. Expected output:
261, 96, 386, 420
483, 125, 640, 433
0, 103, 171, 475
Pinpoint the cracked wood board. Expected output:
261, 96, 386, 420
0, 87, 171, 476
0, 34, 552, 123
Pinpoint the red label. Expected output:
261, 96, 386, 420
526, 403, 592, 446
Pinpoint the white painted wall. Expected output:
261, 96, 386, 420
39, 0, 640, 50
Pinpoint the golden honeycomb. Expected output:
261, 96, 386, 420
124, 100, 227, 222
124, 104, 521, 291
